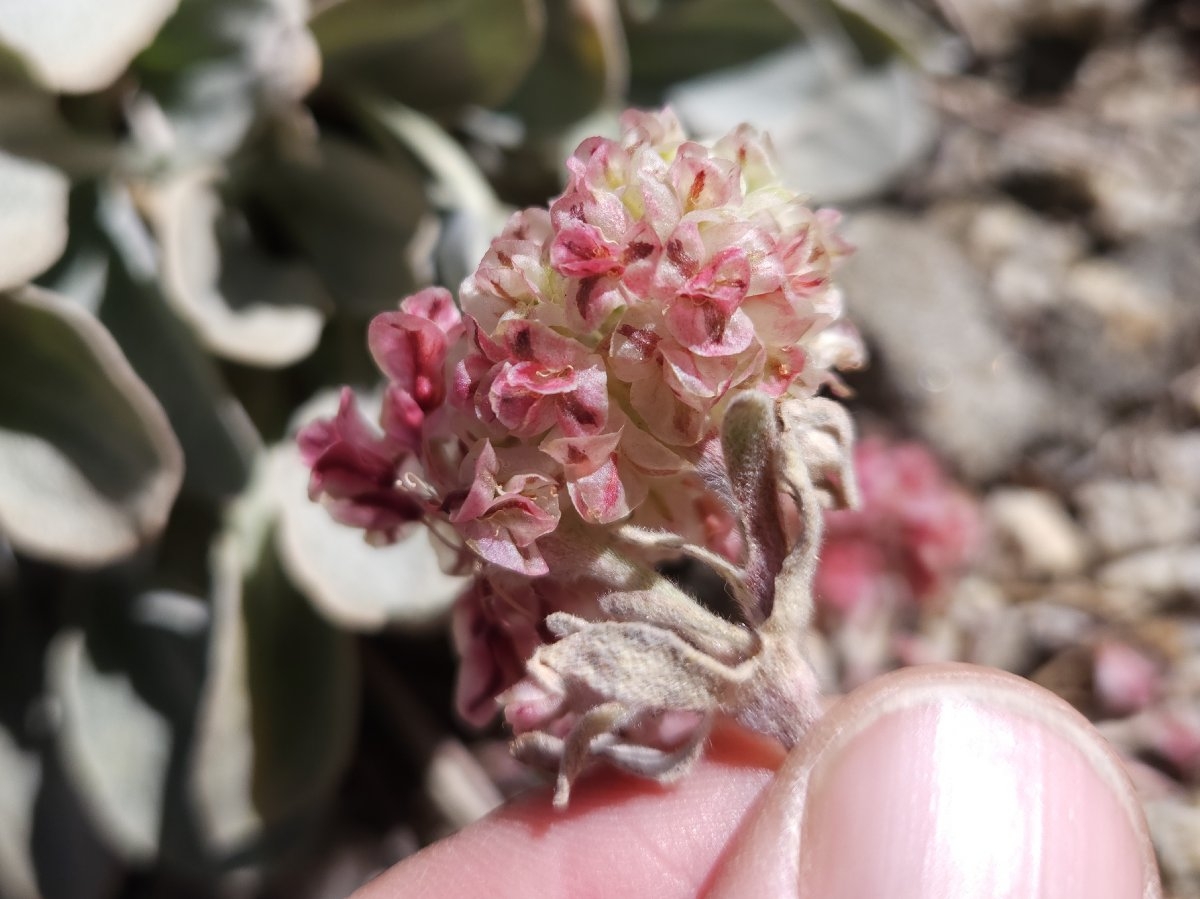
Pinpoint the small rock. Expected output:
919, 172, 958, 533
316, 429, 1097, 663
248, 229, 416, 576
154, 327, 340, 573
954, 200, 1085, 317
1043, 580, 1154, 624
840, 212, 1058, 480
1024, 599, 1098, 648
1076, 479, 1200, 558
1172, 367, 1200, 419
1030, 643, 1096, 715
1064, 259, 1170, 350
902, 615, 965, 666
934, 0, 1144, 56
1144, 798, 1200, 896
1099, 545, 1200, 600
963, 605, 1034, 672
985, 488, 1089, 578
1012, 256, 1179, 409
1098, 703, 1200, 777
968, 599, 1094, 673
945, 575, 1010, 633
1128, 617, 1200, 696
1074, 37, 1200, 238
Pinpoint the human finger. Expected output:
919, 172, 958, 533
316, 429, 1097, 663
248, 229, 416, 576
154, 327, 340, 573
705, 663, 1162, 899
351, 722, 785, 899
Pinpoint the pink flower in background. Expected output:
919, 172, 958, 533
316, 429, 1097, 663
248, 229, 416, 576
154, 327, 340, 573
815, 436, 980, 617
1094, 640, 1162, 718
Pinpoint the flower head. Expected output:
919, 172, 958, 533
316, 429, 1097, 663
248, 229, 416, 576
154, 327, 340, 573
300, 108, 861, 576
300, 109, 865, 803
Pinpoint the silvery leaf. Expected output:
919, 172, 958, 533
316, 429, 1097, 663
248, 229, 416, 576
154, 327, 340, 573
0, 286, 183, 566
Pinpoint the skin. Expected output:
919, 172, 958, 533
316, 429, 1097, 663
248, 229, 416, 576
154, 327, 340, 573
354, 664, 1163, 899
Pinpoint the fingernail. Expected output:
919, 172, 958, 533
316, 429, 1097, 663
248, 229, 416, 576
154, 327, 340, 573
703, 665, 1160, 899
796, 668, 1158, 899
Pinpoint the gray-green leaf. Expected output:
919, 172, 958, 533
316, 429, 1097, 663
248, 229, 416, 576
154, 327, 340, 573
312, 0, 545, 114
40, 184, 258, 499
0, 287, 183, 565
47, 588, 210, 866
0, 151, 68, 290
622, 0, 797, 94
0, 0, 180, 93
0, 725, 39, 899
143, 169, 328, 367
132, 0, 320, 164
0, 578, 48, 899
505, 0, 628, 133
245, 136, 433, 315
356, 97, 507, 293
190, 459, 358, 854
48, 629, 173, 862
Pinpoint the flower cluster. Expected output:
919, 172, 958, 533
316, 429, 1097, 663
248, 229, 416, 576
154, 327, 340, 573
814, 436, 980, 618
300, 108, 862, 590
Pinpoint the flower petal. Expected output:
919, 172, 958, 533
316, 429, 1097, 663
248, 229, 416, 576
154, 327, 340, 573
368, 311, 448, 411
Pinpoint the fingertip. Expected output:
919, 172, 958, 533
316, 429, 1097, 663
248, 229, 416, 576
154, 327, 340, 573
706, 664, 1162, 899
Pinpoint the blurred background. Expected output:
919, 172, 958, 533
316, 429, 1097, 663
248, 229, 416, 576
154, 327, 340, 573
1, 0, 1199, 896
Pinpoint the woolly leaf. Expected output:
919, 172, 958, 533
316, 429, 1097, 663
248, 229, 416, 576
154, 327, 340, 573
48, 589, 208, 862
143, 169, 328, 368
0, 151, 68, 290
0, 287, 182, 565
0, 0, 179, 92
190, 459, 358, 855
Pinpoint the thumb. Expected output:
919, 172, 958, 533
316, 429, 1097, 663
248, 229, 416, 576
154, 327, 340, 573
706, 664, 1162, 899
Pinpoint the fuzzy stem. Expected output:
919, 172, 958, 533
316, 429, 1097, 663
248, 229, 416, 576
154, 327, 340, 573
732, 641, 823, 748
761, 462, 825, 643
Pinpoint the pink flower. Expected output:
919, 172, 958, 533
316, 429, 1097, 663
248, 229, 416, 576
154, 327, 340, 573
1093, 640, 1161, 718
462, 210, 556, 333
401, 284, 465, 338
664, 246, 755, 357
303, 106, 862, 576
451, 572, 606, 726
815, 437, 980, 617
301, 111, 868, 789
551, 221, 625, 279
368, 288, 464, 413
298, 388, 425, 543
450, 441, 561, 576
621, 107, 688, 151
452, 576, 545, 727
